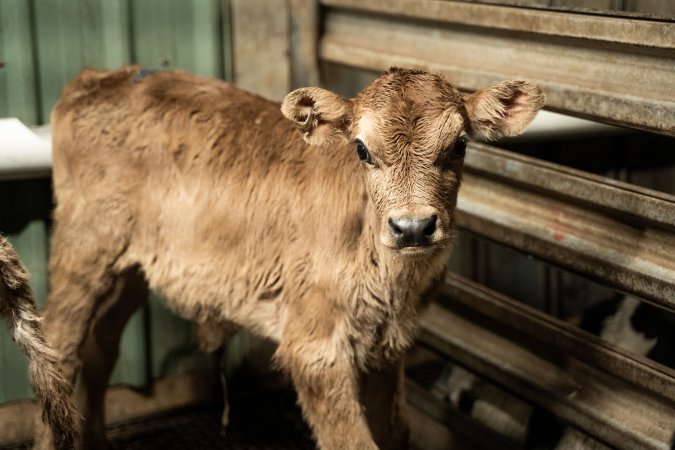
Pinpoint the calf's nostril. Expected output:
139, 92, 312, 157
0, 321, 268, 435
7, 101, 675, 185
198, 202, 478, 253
388, 217, 403, 236
422, 215, 437, 237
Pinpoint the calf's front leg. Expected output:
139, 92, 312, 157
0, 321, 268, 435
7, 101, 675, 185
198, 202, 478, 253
277, 344, 378, 450
359, 358, 409, 450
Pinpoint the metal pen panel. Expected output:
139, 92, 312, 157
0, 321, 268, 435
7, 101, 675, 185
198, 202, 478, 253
419, 299, 675, 450
441, 272, 675, 404
319, 1, 675, 134
457, 143, 675, 311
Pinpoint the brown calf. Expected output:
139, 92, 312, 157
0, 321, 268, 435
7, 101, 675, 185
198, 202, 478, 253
0, 235, 77, 449
37, 65, 543, 449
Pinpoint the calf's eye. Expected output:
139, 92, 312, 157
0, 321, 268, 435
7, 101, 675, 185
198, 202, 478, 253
438, 135, 470, 170
454, 135, 469, 157
355, 140, 374, 165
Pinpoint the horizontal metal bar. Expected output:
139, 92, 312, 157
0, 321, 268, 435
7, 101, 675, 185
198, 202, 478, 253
405, 379, 520, 450
319, 6, 675, 134
320, 0, 675, 48
456, 143, 675, 311
407, 400, 459, 450
441, 272, 675, 403
418, 301, 675, 450
514, 109, 622, 140
464, 143, 675, 229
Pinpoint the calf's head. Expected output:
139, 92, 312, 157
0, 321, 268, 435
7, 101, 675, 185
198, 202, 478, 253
282, 68, 544, 256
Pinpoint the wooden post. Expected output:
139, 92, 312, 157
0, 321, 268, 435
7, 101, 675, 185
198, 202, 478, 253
229, 0, 320, 101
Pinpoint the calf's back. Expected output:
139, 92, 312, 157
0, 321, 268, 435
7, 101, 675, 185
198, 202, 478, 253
51, 66, 375, 342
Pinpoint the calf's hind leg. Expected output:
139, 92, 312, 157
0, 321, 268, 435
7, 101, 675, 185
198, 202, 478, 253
34, 222, 132, 450
76, 266, 148, 449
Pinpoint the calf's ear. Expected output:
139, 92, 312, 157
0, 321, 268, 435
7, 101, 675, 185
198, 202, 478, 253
281, 87, 353, 146
464, 81, 545, 140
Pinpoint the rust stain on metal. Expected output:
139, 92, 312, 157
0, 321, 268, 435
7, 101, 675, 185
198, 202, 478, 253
550, 210, 568, 242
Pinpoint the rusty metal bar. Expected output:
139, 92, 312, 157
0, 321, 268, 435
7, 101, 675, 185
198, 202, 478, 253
441, 272, 675, 403
320, 0, 675, 48
318, 2, 675, 134
456, 143, 675, 312
405, 380, 520, 450
407, 401, 459, 450
418, 301, 675, 450
464, 143, 675, 229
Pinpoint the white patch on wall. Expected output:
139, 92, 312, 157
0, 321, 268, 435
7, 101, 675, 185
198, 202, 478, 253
0, 118, 52, 180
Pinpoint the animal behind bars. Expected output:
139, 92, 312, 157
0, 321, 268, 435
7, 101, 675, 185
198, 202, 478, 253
0, 235, 77, 449
35, 65, 543, 449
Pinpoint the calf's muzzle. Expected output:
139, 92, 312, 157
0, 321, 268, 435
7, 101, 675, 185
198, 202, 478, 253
388, 214, 438, 248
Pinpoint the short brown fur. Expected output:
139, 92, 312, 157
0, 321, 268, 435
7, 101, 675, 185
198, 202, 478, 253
37, 65, 543, 449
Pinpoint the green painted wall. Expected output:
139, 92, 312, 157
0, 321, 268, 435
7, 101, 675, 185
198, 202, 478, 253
0, 0, 231, 404
0, 180, 52, 402
1, 0, 230, 125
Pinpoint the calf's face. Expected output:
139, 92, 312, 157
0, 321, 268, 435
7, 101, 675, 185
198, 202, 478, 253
282, 68, 544, 257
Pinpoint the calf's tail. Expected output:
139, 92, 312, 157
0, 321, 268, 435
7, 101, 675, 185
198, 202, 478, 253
0, 235, 78, 449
